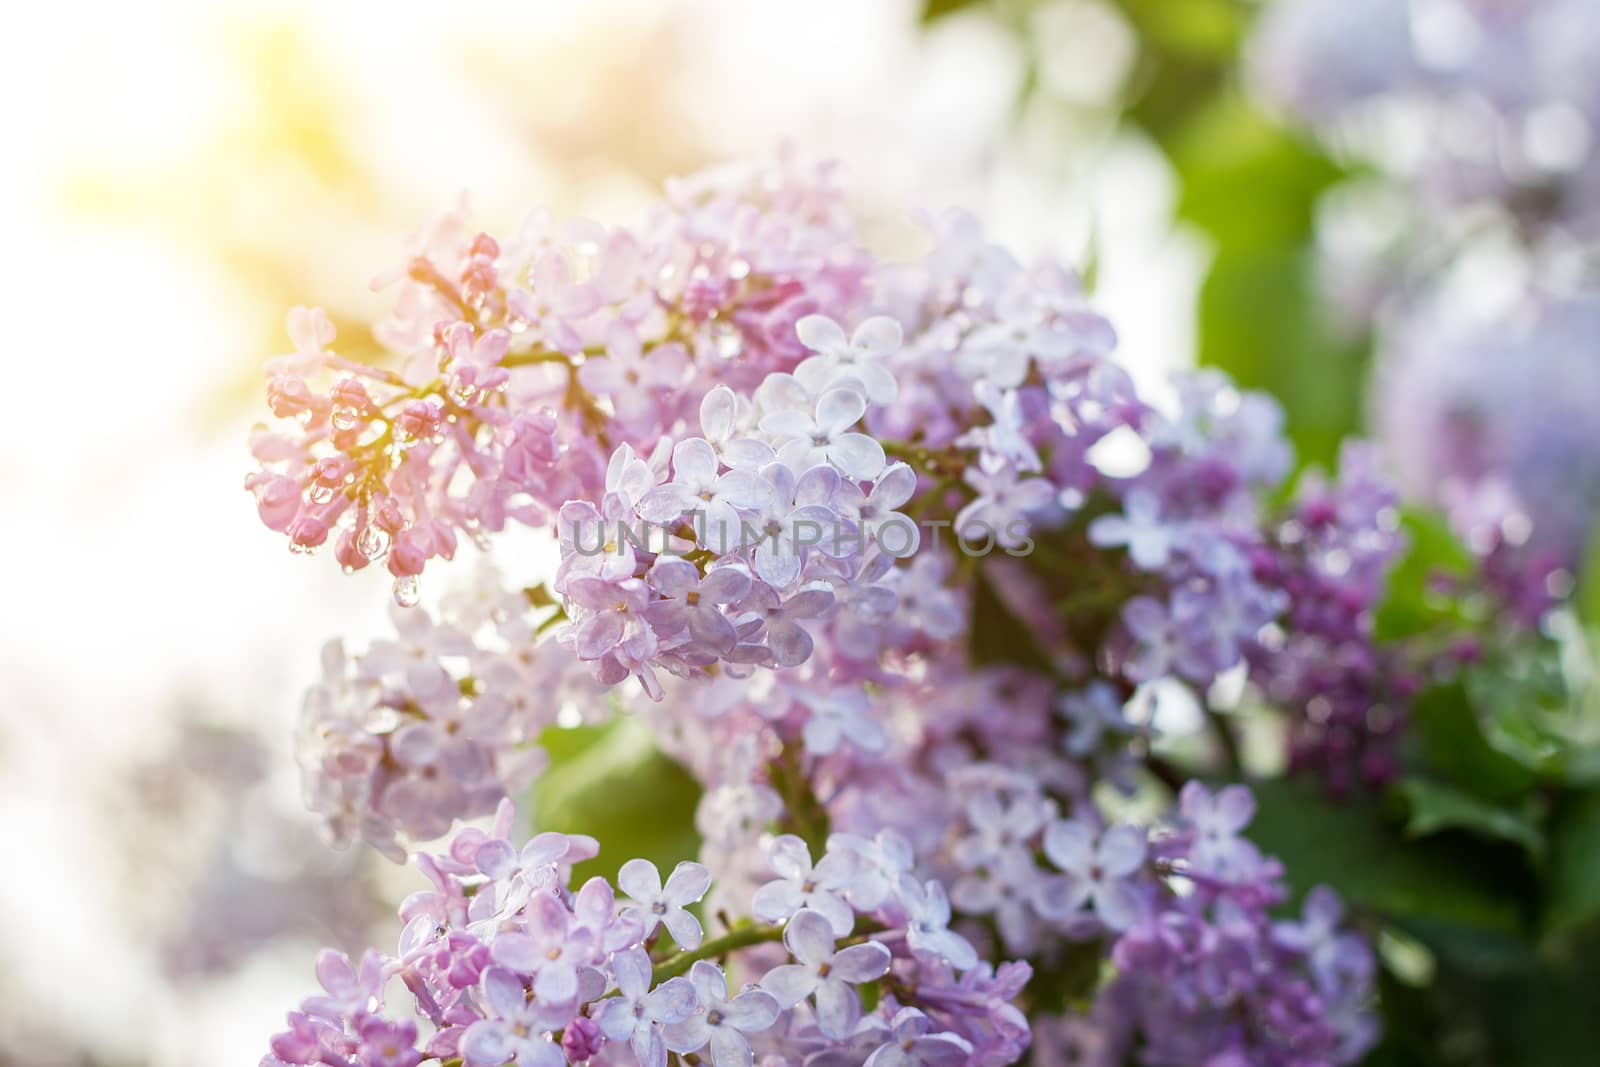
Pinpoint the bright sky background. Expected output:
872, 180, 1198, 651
0, 2, 1201, 1060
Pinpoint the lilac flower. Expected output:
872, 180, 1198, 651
305, 948, 387, 1019
797, 686, 887, 756
644, 558, 752, 656
595, 947, 697, 1067
488, 893, 596, 1004
699, 384, 775, 470
795, 313, 902, 405
564, 576, 655, 662
1039, 821, 1147, 931
355, 1017, 422, 1067
1119, 595, 1216, 682
1274, 886, 1373, 995
837, 461, 921, 557
1056, 681, 1133, 758
951, 845, 1047, 952
745, 464, 848, 588
576, 325, 687, 430
1178, 782, 1266, 882
459, 967, 566, 1067
637, 437, 773, 551
761, 386, 887, 481
955, 457, 1054, 549
753, 834, 860, 936
863, 1007, 973, 1067
617, 858, 712, 950
662, 961, 782, 1065
744, 581, 835, 667
829, 829, 914, 912
898, 876, 979, 971
761, 910, 892, 1038
1088, 489, 1176, 570
505, 248, 600, 354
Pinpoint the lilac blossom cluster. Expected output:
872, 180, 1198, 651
252, 156, 1392, 1063
1251, 0, 1600, 238
263, 799, 1028, 1067
1250, 0, 1600, 585
1247, 444, 1413, 793
1375, 288, 1600, 587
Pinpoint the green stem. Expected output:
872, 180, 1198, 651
502, 348, 575, 369
651, 922, 785, 982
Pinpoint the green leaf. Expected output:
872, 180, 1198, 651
1245, 777, 1529, 935
920, 0, 985, 22
532, 716, 702, 886
1579, 526, 1600, 627
1544, 790, 1600, 935
1392, 776, 1546, 857
1374, 509, 1476, 642
1164, 92, 1365, 467
1410, 680, 1543, 804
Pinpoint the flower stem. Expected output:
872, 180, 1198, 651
651, 922, 785, 982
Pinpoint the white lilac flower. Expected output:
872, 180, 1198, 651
617, 858, 713, 950
761, 386, 888, 482
753, 834, 860, 936
863, 1007, 974, 1067
897, 876, 979, 971
595, 947, 697, 1067
795, 313, 902, 405
1038, 821, 1148, 931
1087, 488, 1178, 570
662, 960, 781, 1066
760, 909, 892, 1038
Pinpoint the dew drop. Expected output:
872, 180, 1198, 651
331, 406, 360, 432
393, 575, 421, 608
308, 484, 335, 505
357, 525, 390, 560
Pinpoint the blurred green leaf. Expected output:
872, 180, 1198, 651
1375, 509, 1476, 642
920, 0, 986, 23
1245, 777, 1529, 934
532, 717, 702, 886
1165, 92, 1366, 467
1544, 790, 1600, 935
1170, 91, 1342, 254
1393, 777, 1546, 858
1411, 680, 1543, 803
1115, 0, 1244, 59
1579, 526, 1600, 627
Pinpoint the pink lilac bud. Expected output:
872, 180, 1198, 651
267, 376, 316, 418
335, 528, 368, 573
289, 513, 330, 552
387, 531, 427, 577
562, 1016, 602, 1061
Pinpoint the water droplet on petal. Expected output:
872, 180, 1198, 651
331, 406, 360, 431
357, 525, 389, 560
393, 575, 421, 607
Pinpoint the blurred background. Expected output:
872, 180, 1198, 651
4, 0, 1595, 1064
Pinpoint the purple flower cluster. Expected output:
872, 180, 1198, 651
251, 155, 1398, 1063
247, 153, 871, 606
1251, 0, 1600, 239
1250, 0, 1600, 589
263, 801, 1028, 1067
296, 573, 605, 860
1247, 444, 1413, 793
